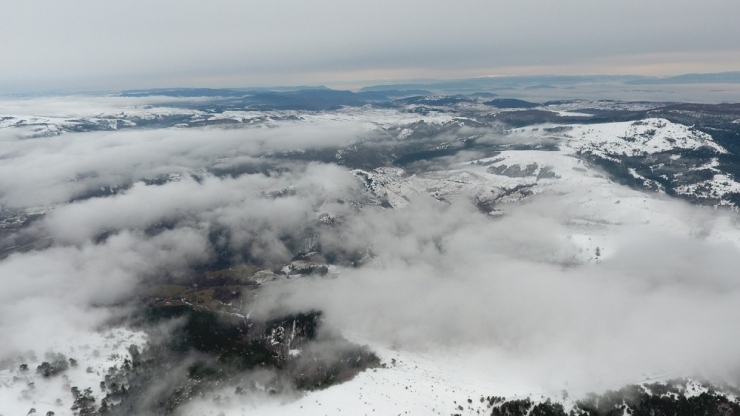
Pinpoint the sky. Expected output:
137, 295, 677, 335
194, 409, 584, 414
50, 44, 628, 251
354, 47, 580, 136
2, 0, 740, 92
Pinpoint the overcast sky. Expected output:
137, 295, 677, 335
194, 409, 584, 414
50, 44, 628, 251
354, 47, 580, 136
2, 0, 739, 92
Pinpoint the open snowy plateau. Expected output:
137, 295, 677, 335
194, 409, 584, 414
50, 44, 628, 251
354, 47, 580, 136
2, 97, 740, 415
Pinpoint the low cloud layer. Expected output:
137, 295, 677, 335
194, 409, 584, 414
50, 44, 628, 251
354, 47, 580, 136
0, 105, 368, 369
0, 102, 367, 208
2, 100, 740, 412
252, 192, 740, 391
0, 227, 210, 357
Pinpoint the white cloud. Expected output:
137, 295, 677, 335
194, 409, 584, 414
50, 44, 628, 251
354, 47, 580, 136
0, 227, 210, 360
251, 192, 740, 390
0, 111, 365, 208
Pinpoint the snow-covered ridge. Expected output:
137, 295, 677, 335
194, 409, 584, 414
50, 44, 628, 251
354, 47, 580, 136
497, 118, 739, 206
350, 116, 737, 210
509, 118, 726, 157
537, 100, 666, 113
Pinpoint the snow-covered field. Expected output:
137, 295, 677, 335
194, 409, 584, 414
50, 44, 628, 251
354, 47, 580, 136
509, 118, 726, 157
0, 329, 146, 416
182, 342, 544, 416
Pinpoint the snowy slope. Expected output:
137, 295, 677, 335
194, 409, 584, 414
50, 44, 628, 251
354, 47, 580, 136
181, 342, 543, 416
0, 329, 146, 416
509, 118, 726, 157
503, 118, 740, 206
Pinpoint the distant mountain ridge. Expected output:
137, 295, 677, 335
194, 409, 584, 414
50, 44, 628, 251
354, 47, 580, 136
626, 71, 740, 85
5, 71, 740, 99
